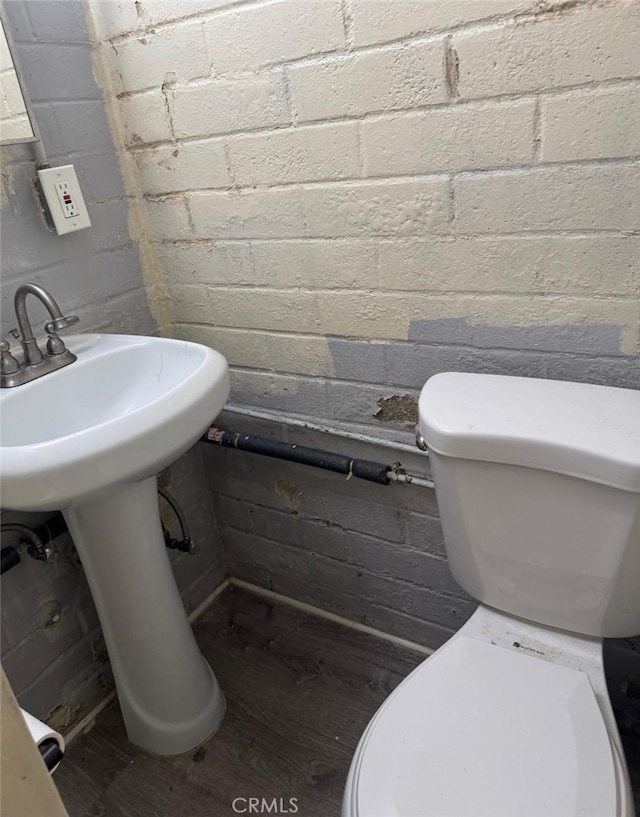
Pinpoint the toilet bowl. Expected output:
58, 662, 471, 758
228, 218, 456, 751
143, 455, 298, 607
343, 374, 640, 817
343, 606, 632, 817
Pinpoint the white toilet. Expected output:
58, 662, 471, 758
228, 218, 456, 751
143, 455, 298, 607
343, 373, 640, 817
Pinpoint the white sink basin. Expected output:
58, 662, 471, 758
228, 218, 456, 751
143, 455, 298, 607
0, 332, 230, 755
0, 333, 229, 511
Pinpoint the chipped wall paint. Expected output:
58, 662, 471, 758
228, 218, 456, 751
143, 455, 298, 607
0, 147, 16, 207
375, 395, 419, 426
85, 4, 175, 336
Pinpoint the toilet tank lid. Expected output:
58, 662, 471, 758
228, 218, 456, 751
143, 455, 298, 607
419, 373, 640, 491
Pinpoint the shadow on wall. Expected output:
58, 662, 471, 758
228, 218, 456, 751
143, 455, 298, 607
327, 317, 640, 427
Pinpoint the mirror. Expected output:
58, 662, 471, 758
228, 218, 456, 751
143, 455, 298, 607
1, 15, 38, 144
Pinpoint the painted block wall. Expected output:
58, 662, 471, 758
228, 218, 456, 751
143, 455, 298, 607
205, 409, 476, 648
90, 1, 640, 649
0, 0, 225, 727
93, 0, 640, 421
0, 1, 154, 336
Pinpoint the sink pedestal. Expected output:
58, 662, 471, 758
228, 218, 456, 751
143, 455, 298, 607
63, 476, 225, 755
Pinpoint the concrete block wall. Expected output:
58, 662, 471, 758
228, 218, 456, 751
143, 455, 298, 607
89, 1, 640, 648
91, 0, 640, 423
0, 0, 225, 727
205, 410, 476, 648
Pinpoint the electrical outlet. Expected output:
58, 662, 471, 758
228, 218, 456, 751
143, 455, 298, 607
54, 180, 79, 218
37, 164, 91, 235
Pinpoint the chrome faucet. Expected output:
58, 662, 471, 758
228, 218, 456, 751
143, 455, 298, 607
1, 283, 79, 388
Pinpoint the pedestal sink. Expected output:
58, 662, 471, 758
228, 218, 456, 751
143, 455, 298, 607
0, 333, 230, 755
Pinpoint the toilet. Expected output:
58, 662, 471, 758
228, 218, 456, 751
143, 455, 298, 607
343, 373, 640, 817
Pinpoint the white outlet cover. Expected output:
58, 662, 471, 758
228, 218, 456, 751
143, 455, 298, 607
37, 164, 91, 235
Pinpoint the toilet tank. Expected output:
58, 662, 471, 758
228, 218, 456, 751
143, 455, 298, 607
418, 374, 640, 638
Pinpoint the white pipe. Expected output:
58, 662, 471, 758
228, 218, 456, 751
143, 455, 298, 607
388, 472, 435, 490
223, 404, 424, 456
31, 138, 48, 167
230, 578, 433, 656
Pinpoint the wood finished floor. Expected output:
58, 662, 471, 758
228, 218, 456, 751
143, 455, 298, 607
55, 585, 640, 817
54, 586, 421, 817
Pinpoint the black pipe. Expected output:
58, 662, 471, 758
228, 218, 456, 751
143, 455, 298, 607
201, 428, 390, 485
0, 522, 48, 562
1, 489, 194, 576
1, 546, 21, 575
38, 738, 64, 773
1, 513, 71, 571
3, 428, 388, 574
0, 515, 67, 574
158, 487, 194, 553
34, 513, 68, 546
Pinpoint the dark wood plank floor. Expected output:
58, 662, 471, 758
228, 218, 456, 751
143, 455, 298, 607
54, 586, 422, 817
55, 585, 640, 817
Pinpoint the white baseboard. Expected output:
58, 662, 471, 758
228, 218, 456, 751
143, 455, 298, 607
229, 577, 433, 657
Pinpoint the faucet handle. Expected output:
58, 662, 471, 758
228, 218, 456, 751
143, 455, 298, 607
0, 339, 20, 375
44, 315, 79, 357
44, 315, 79, 334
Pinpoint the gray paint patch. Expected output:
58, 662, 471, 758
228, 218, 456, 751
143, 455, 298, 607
0, 0, 154, 336
330, 320, 639, 388
326, 318, 639, 428
406, 317, 625, 356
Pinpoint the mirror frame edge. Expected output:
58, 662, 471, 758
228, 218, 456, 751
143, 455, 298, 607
0, 1, 42, 146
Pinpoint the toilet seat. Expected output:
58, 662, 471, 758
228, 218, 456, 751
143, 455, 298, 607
349, 635, 619, 817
